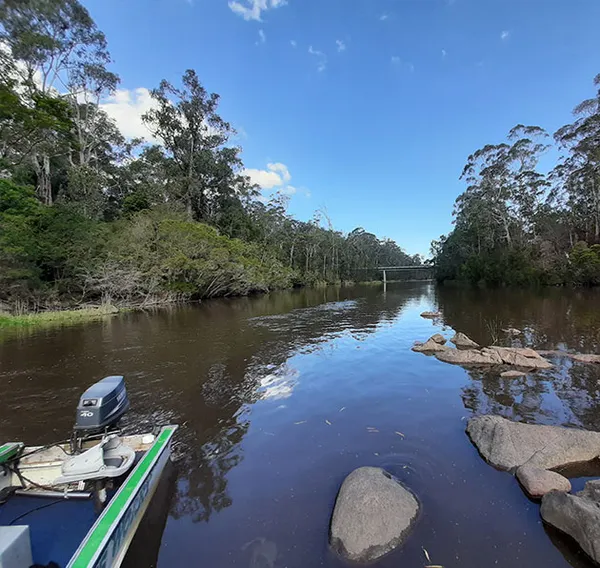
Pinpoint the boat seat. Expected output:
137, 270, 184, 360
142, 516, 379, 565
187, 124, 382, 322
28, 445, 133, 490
54, 435, 135, 485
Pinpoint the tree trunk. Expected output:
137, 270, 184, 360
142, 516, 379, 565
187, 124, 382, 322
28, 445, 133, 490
504, 218, 512, 247
33, 153, 52, 205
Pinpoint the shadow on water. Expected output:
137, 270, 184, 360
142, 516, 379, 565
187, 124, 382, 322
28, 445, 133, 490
2, 282, 600, 567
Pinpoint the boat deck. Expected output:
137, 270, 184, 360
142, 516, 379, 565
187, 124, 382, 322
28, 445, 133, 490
0, 446, 147, 566
0, 493, 97, 567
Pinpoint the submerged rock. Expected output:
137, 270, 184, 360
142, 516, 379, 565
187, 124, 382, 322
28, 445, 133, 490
330, 467, 419, 563
435, 347, 503, 366
242, 538, 278, 568
420, 311, 441, 319
570, 353, 600, 364
516, 465, 571, 498
541, 480, 600, 564
467, 415, 600, 471
500, 370, 527, 378
450, 332, 479, 349
536, 350, 600, 365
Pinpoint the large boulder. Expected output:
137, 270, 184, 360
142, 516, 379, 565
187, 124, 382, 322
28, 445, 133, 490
330, 467, 419, 563
541, 480, 600, 564
487, 347, 553, 370
516, 465, 571, 498
450, 332, 479, 348
435, 348, 503, 366
430, 333, 446, 345
467, 415, 600, 471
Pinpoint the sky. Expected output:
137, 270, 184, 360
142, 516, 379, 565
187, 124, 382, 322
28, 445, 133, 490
85, 0, 600, 256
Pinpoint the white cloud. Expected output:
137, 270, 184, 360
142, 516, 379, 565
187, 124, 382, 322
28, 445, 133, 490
336, 39, 346, 53
100, 87, 159, 142
442, 49, 447, 59
290, 39, 297, 47
228, 0, 287, 22
309, 45, 327, 72
380, 13, 389, 21
244, 162, 291, 189
267, 162, 291, 183
243, 162, 307, 199
257, 29, 266, 44
501, 30, 510, 40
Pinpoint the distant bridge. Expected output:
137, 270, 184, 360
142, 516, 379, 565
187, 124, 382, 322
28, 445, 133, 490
354, 265, 435, 284
377, 265, 435, 284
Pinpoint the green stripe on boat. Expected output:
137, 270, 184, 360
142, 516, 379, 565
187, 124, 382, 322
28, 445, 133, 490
68, 427, 175, 567
0, 442, 23, 464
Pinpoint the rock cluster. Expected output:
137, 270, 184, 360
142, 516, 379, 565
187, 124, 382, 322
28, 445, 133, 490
468, 414, 600, 564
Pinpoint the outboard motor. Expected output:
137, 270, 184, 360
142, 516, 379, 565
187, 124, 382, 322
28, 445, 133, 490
72, 376, 130, 451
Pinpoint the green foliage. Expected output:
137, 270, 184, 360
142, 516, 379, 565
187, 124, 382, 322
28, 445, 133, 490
0, 306, 118, 330
433, 72, 600, 287
0, 0, 419, 312
570, 242, 600, 285
0, 181, 43, 295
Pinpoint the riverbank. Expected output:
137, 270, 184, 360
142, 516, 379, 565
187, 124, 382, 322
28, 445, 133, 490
0, 305, 121, 330
0, 282, 385, 330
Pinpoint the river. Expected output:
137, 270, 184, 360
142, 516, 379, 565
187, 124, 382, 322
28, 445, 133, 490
2, 282, 600, 567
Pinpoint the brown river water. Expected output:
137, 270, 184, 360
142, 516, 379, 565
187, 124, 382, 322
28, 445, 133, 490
2, 282, 600, 567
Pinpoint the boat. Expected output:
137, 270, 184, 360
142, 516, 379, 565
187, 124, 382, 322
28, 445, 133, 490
0, 375, 178, 568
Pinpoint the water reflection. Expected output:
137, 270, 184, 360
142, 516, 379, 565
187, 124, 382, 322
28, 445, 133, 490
436, 285, 600, 353
168, 284, 428, 526
3, 282, 600, 567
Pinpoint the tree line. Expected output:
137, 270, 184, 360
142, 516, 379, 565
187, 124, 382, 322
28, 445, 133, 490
432, 73, 600, 286
0, 0, 419, 311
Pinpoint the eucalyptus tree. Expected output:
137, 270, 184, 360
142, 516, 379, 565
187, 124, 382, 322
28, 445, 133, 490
0, 0, 119, 204
553, 74, 600, 242
142, 69, 249, 223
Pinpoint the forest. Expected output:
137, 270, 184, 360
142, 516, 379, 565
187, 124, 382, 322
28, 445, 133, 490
432, 73, 600, 286
0, 0, 420, 313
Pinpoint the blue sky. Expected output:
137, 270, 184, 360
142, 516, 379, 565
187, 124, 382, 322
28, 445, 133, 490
87, 0, 600, 256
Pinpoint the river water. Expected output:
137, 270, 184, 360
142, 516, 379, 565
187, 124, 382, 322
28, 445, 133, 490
2, 283, 600, 567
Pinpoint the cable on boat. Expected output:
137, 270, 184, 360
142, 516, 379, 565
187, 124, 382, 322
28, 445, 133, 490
8, 499, 64, 526
4, 462, 64, 492
11, 439, 72, 462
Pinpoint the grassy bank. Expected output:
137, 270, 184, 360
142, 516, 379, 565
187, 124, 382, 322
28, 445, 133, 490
0, 305, 121, 330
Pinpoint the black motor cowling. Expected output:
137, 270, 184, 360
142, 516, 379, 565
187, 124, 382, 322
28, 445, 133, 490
74, 376, 130, 435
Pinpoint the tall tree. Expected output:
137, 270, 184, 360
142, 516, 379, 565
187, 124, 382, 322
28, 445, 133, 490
142, 69, 248, 222
553, 74, 600, 242
0, 0, 119, 204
